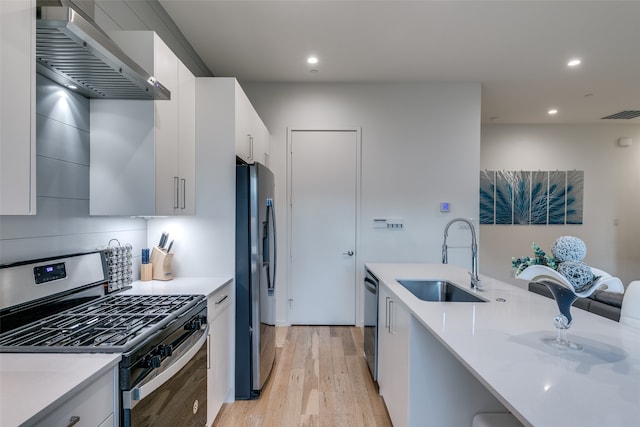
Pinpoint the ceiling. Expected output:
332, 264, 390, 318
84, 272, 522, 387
158, 0, 640, 124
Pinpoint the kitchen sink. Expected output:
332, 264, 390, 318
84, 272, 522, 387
396, 279, 487, 303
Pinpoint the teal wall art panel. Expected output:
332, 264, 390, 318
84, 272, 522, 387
566, 170, 584, 224
513, 171, 531, 224
548, 171, 567, 224
495, 170, 515, 224
479, 170, 584, 226
530, 171, 548, 225
479, 170, 495, 224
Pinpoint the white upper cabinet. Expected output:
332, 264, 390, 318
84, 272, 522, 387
1, 0, 36, 215
235, 83, 270, 166
177, 61, 196, 214
90, 32, 195, 216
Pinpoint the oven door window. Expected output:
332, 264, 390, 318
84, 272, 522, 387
124, 326, 208, 427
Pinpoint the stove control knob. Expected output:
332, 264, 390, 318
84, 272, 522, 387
186, 317, 204, 330
158, 344, 173, 358
146, 354, 161, 368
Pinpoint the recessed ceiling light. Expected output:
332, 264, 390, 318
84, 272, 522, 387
65, 84, 78, 90
307, 56, 318, 65
548, 109, 558, 115
567, 58, 581, 67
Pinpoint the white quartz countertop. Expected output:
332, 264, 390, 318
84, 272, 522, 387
366, 263, 640, 427
0, 353, 121, 426
122, 276, 232, 298
0, 277, 231, 426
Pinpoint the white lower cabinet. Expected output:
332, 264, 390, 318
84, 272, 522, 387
35, 366, 117, 427
378, 283, 511, 426
207, 282, 233, 425
377, 283, 410, 427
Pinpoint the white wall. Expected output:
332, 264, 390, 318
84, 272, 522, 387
0, 75, 146, 266
243, 82, 481, 325
480, 124, 640, 288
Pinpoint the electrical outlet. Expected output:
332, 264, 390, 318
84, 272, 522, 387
372, 217, 404, 229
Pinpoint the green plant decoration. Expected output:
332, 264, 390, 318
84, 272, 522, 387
511, 242, 559, 275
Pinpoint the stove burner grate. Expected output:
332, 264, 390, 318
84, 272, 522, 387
0, 294, 203, 352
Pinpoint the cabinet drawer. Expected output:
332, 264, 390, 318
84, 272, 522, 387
208, 283, 232, 322
35, 369, 115, 427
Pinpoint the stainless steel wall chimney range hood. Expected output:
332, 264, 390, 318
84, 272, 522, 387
36, 0, 170, 100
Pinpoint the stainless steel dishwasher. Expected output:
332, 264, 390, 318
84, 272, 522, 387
363, 269, 379, 381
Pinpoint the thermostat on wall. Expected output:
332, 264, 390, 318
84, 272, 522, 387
440, 202, 450, 212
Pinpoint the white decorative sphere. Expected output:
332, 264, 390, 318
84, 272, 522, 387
551, 236, 587, 262
558, 261, 594, 291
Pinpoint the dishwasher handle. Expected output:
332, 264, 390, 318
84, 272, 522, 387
123, 324, 209, 409
364, 277, 378, 294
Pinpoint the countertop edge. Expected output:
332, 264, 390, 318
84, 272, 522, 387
0, 353, 121, 427
124, 276, 233, 297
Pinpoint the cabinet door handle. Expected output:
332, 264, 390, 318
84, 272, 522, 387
180, 178, 186, 209
174, 177, 179, 209
248, 134, 254, 161
384, 296, 390, 330
388, 299, 394, 334
215, 294, 229, 305
206, 333, 211, 370
67, 416, 80, 427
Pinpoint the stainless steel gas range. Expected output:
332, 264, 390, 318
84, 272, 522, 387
0, 251, 208, 427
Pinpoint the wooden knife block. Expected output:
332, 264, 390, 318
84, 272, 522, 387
140, 263, 153, 281
150, 246, 174, 281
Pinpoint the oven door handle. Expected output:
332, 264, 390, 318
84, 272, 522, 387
123, 324, 209, 409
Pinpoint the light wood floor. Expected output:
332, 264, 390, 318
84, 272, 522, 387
213, 326, 392, 427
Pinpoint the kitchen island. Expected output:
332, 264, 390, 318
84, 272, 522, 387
367, 263, 640, 427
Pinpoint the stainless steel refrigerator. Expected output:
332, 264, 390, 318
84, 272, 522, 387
235, 162, 277, 399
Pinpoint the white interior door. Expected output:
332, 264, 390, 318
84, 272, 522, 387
289, 129, 359, 325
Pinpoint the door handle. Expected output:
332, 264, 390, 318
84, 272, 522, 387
180, 178, 186, 209
173, 176, 179, 209
342, 251, 354, 256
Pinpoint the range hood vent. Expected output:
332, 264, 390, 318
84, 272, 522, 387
36, 0, 170, 100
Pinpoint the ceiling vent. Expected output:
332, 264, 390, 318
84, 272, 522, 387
600, 111, 640, 120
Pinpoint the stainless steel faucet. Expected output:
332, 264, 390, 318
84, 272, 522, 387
442, 218, 481, 289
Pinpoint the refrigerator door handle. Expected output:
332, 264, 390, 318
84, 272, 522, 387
262, 211, 272, 292
268, 198, 277, 291
262, 199, 277, 293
